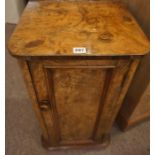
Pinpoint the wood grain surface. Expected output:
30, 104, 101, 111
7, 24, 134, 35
25, 56, 138, 148
8, 0, 149, 150
48, 68, 105, 142
8, 0, 149, 57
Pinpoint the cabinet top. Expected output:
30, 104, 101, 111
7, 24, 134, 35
8, 1, 149, 57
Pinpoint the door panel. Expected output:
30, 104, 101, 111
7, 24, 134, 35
29, 58, 130, 146
44, 65, 115, 144
47, 68, 107, 142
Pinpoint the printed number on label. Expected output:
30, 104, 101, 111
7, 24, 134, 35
73, 47, 87, 54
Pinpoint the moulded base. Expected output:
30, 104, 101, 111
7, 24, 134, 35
41, 134, 110, 151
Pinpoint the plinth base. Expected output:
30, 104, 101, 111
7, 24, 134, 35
41, 135, 110, 151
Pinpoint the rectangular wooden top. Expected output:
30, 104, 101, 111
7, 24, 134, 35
8, 0, 149, 57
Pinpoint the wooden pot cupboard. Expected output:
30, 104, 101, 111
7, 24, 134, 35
8, 0, 149, 150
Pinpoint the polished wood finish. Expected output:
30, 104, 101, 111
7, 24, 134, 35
8, 1, 149, 57
18, 57, 140, 149
8, 0, 149, 150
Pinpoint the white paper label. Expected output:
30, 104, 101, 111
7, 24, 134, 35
73, 47, 87, 54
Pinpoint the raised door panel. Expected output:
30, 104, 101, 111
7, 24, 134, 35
29, 58, 130, 146
46, 67, 110, 144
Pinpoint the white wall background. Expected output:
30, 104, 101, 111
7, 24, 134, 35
5, 0, 26, 24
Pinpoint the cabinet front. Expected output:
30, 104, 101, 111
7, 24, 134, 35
28, 58, 130, 147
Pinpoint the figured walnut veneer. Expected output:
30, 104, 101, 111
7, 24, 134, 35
8, 0, 149, 150
8, 1, 149, 56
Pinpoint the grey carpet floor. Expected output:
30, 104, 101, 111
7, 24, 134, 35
6, 24, 150, 155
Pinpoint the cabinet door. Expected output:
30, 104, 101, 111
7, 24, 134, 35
29, 58, 131, 147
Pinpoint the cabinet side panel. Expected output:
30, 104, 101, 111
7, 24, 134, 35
18, 60, 48, 140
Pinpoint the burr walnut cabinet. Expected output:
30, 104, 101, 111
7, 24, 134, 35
8, 0, 149, 150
